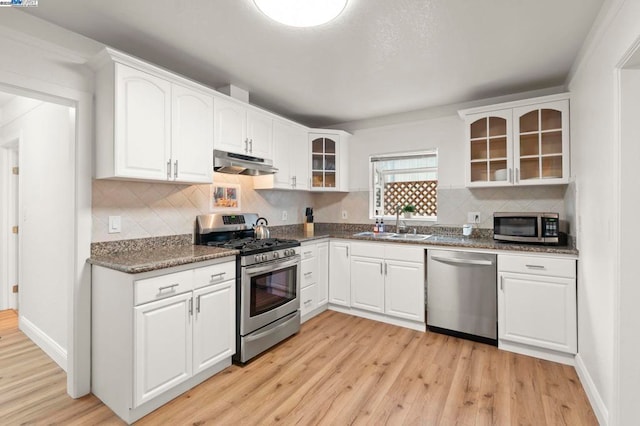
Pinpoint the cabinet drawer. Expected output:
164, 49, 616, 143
384, 244, 425, 263
135, 270, 194, 306
498, 254, 575, 278
301, 283, 317, 316
301, 257, 317, 289
193, 261, 236, 289
351, 242, 385, 258
301, 245, 317, 260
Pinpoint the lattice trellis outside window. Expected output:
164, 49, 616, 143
384, 180, 437, 216
370, 150, 438, 219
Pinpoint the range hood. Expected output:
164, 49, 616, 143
213, 150, 278, 176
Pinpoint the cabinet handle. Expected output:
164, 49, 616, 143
249, 139, 253, 153
500, 276, 503, 290
167, 160, 172, 180
384, 262, 388, 275
293, 176, 297, 188
189, 298, 193, 316
158, 283, 179, 293
196, 295, 201, 313
174, 160, 178, 179
525, 264, 546, 270
508, 168, 512, 183
304, 271, 313, 277
304, 251, 313, 256
346, 247, 349, 258
380, 263, 383, 275
244, 138, 248, 153
210, 272, 226, 283
516, 168, 520, 183
304, 299, 313, 305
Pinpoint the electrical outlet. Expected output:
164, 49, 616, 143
467, 212, 481, 224
341, 210, 348, 219
282, 210, 288, 221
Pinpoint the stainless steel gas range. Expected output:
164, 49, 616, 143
195, 213, 301, 363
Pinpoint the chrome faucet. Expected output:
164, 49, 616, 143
395, 204, 406, 233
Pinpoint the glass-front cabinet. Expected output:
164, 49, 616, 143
311, 135, 337, 189
309, 131, 350, 191
461, 94, 570, 187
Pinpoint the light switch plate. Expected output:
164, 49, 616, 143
108, 216, 121, 234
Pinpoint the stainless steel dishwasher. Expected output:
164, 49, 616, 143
426, 249, 497, 345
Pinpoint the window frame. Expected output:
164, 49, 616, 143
368, 149, 438, 221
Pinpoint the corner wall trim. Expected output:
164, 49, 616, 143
574, 353, 609, 425
19, 315, 68, 372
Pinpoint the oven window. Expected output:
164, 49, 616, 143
250, 265, 297, 317
495, 217, 538, 237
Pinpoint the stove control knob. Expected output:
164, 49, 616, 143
273, 252, 280, 259
284, 249, 290, 256
262, 254, 269, 262
255, 255, 261, 263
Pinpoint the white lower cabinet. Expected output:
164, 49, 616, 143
92, 258, 236, 424
498, 254, 577, 361
300, 240, 330, 322
329, 241, 425, 331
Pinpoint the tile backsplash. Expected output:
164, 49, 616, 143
93, 175, 572, 242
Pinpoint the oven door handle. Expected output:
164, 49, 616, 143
245, 256, 301, 276
244, 312, 299, 343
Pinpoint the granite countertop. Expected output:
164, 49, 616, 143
88, 244, 238, 274
272, 230, 579, 256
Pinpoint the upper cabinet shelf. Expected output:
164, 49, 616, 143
459, 93, 570, 188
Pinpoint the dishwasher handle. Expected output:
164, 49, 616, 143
430, 255, 494, 266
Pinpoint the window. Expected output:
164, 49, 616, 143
369, 150, 438, 220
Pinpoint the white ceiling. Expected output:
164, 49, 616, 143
24, 0, 603, 127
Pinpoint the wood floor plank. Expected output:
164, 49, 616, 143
0, 309, 598, 425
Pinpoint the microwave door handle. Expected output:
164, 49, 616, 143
246, 256, 300, 276
537, 216, 543, 239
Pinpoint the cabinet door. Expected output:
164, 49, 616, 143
134, 292, 192, 407
171, 84, 214, 183
350, 256, 385, 313
310, 133, 339, 191
246, 109, 273, 159
115, 63, 172, 180
466, 110, 513, 187
513, 100, 570, 185
301, 283, 317, 317
385, 260, 425, 322
317, 242, 329, 306
499, 272, 576, 353
271, 120, 295, 188
214, 97, 247, 154
193, 280, 235, 375
291, 126, 310, 190
329, 242, 351, 306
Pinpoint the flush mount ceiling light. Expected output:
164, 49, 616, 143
253, 0, 348, 27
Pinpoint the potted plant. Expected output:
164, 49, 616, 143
402, 204, 416, 218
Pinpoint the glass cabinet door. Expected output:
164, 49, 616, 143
513, 100, 569, 184
310, 136, 337, 189
467, 110, 512, 186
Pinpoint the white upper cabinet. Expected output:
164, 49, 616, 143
214, 97, 273, 159
254, 119, 309, 190
309, 130, 350, 192
171, 84, 214, 183
114, 65, 172, 181
460, 93, 570, 187
92, 49, 214, 184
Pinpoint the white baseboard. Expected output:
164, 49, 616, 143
19, 315, 67, 372
329, 304, 426, 332
575, 353, 608, 426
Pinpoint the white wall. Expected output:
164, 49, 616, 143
1, 98, 74, 370
567, 0, 640, 424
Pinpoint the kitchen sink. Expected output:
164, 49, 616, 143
352, 231, 397, 238
385, 233, 431, 241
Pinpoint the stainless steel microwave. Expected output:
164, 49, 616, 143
493, 212, 565, 245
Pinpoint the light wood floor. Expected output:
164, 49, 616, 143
0, 309, 597, 425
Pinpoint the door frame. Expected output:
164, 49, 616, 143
0, 76, 92, 398
0, 133, 20, 311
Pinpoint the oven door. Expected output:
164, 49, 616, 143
240, 255, 300, 336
